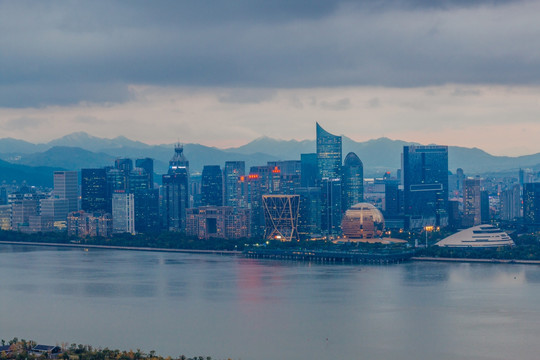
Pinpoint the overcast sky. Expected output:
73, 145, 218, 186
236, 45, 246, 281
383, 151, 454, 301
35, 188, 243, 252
1, 0, 539, 155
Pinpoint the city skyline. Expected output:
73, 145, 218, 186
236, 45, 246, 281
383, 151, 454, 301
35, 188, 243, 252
1, 1, 540, 156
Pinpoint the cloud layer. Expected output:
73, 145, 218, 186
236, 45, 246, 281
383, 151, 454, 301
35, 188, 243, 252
1, 0, 539, 107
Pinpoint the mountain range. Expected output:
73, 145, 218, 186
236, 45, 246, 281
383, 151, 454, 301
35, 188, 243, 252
0, 131, 538, 187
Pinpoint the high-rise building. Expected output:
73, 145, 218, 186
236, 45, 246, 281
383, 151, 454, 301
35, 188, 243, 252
402, 145, 449, 229
296, 187, 322, 240
201, 165, 223, 206
53, 171, 79, 212
238, 172, 265, 236
162, 144, 190, 232
133, 188, 160, 233
81, 168, 108, 212
129, 168, 152, 193
316, 123, 342, 180
320, 178, 343, 237
342, 152, 364, 211
384, 180, 402, 217
463, 178, 482, 227
262, 195, 300, 241
135, 158, 154, 188
523, 183, 540, 226
40, 198, 69, 222
500, 184, 521, 221
9, 192, 45, 232
300, 153, 318, 187
481, 190, 490, 224
112, 192, 135, 234
223, 161, 245, 208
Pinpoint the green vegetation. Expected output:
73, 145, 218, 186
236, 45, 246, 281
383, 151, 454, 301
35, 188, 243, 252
0, 230, 255, 251
0, 338, 224, 360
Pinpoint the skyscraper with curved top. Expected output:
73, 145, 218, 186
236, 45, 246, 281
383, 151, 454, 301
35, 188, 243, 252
342, 152, 364, 211
316, 123, 342, 180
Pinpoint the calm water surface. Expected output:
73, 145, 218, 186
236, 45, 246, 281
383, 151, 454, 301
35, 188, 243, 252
1, 244, 539, 360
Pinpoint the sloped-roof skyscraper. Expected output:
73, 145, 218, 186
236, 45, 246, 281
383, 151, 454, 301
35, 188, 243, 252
316, 123, 342, 180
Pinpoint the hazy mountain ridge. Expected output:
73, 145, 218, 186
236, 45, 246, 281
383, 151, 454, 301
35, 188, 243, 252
0, 132, 539, 179
0, 158, 62, 188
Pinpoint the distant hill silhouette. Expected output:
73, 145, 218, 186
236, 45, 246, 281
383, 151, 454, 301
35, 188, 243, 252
0, 132, 539, 182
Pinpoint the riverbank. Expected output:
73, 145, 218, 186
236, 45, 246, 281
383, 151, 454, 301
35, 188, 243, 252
412, 256, 540, 265
0, 240, 241, 255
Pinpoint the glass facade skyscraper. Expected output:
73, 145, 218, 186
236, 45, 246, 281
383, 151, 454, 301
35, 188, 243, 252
402, 145, 449, 228
316, 123, 342, 180
81, 168, 108, 212
224, 161, 245, 208
342, 152, 364, 211
163, 144, 190, 231
201, 165, 223, 207
523, 182, 540, 226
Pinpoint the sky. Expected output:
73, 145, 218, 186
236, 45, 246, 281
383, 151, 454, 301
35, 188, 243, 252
0, 0, 539, 155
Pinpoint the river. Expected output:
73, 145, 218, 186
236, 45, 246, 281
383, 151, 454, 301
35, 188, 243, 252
1, 244, 539, 360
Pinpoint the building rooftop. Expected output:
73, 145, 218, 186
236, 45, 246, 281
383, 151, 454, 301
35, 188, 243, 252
436, 225, 514, 248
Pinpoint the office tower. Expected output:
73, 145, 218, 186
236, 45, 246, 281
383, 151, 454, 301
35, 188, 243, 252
28, 215, 54, 233
481, 190, 490, 224
169, 143, 190, 173
162, 144, 190, 231
186, 206, 250, 239
201, 165, 223, 206
0, 186, 8, 205
238, 172, 265, 236
81, 168, 108, 212
224, 161, 245, 207
40, 198, 69, 222
267, 161, 302, 195
500, 184, 521, 221
296, 187, 322, 240
463, 178, 481, 227
115, 157, 133, 182
267, 161, 302, 176
10, 193, 39, 232
133, 188, 160, 233
53, 171, 79, 212
112, 192, 135, 234
316, 123, 342, 180
262, 195, 300, 241
523, 183, 540, 225
129, 167, 152, 193
402, 145, 449, 229
384, 180, 402, 217
135, 158, 154, 187
342, 152, 364, 211
320, 178, 343, 237
301, 153, 318, 187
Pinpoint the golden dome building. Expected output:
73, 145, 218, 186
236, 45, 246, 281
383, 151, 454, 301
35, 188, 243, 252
341, 203, 385, 242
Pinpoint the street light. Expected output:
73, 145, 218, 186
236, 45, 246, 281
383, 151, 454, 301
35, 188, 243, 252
424, 225, 434, 247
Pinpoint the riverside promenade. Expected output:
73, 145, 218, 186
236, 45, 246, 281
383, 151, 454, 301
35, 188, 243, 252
0, 240, 241, 255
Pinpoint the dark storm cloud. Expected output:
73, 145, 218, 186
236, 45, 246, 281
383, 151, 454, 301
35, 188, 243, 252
0, 0, 536, 107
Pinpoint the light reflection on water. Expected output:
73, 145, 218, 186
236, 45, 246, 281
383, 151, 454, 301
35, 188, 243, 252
1, 245, 540, 360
